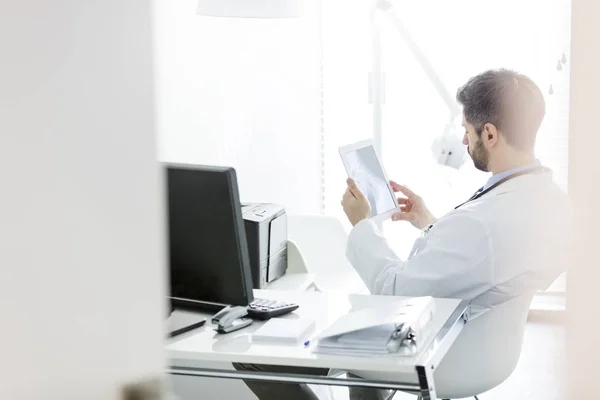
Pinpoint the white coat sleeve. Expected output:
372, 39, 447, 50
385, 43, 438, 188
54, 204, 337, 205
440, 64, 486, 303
346, 213, 494, 299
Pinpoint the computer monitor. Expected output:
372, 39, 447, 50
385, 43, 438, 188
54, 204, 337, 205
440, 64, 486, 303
165, 163, 254, 310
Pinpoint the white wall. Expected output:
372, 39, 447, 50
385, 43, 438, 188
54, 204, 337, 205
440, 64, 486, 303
153, 0, 323, 214
0, 1, 167, 399
567, 0, 600, 398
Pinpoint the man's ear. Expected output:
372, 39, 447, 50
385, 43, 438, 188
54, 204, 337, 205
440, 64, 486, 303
482, 123, 499, 147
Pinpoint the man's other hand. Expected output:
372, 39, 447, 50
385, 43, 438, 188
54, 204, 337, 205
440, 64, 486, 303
341, 178, 371, 226
389, 180, 436, 230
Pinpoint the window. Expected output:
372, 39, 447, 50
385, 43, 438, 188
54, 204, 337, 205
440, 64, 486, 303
322, 0, 571, 294
153, 0, 323, 214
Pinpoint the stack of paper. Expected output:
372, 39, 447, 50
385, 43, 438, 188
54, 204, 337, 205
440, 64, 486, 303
252, 318, 315, 345
313, 296, 434, 356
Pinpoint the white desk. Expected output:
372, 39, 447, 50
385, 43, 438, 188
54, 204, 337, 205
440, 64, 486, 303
167, 290, 470, 400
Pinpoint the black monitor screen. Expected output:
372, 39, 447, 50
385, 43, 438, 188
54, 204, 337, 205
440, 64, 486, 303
165, 163, 254, 307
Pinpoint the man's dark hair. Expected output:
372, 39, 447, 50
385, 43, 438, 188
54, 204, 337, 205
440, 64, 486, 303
456, 69, 545, 151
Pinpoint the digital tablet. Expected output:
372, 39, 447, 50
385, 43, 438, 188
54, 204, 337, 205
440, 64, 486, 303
339, 139, 399, 222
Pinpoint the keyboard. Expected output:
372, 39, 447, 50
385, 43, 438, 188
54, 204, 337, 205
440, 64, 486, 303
247, 298, 299, 320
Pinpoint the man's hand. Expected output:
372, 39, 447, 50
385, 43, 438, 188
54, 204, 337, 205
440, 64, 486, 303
341, 178, 371, 226
389, 180, 436, 230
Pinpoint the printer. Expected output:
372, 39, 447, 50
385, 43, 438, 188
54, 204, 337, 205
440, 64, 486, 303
241, 203, 288, 289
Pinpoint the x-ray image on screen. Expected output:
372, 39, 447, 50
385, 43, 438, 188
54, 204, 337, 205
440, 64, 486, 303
343, 146, 396, 217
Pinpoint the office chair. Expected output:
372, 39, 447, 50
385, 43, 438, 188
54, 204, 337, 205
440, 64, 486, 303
356, 293, 532, 400
428, 293, 533, 399
287, 213, 368, 294
394, 293, 533, 399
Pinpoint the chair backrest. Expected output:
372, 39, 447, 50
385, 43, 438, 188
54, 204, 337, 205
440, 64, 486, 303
287, 214, 367, 294
433, 293, 534, 399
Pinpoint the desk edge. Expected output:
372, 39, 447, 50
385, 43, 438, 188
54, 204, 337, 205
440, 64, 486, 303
416, 299, 471, 369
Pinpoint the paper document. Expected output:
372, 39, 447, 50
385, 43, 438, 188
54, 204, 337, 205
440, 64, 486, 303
252, 318, 315, 345
313, 296, 434, 356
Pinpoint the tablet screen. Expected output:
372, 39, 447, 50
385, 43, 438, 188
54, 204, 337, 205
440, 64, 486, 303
341, 145, 397, 217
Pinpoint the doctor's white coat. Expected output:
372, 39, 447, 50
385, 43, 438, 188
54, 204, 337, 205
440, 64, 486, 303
346, 171, 573, 315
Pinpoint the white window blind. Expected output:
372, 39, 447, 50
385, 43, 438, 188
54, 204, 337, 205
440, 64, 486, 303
321, 0, 374, 226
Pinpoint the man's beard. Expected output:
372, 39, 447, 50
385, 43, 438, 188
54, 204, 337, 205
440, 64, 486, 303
468, 138, 489, 172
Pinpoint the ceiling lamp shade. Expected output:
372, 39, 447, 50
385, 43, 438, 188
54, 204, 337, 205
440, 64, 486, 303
197, 0, 301, 18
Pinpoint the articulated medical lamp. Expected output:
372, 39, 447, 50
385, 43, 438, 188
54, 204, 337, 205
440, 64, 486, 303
196, 0, 463, 166
196, 0, 301, 18
371, 0, 466, 169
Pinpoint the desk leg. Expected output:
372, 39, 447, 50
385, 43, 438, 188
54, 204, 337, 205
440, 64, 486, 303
415, 364, 436, 400
414, 301, 471, 400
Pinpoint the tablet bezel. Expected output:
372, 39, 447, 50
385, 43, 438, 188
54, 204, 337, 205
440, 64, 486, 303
338, 139, 399, 223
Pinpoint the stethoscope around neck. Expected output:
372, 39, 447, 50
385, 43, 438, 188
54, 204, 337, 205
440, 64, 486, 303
409, 165, 550, 259
453, 166, 551, 210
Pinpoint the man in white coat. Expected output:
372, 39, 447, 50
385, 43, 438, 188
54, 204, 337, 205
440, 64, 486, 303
342, 68, 573, 318
234, 69, 573, 400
